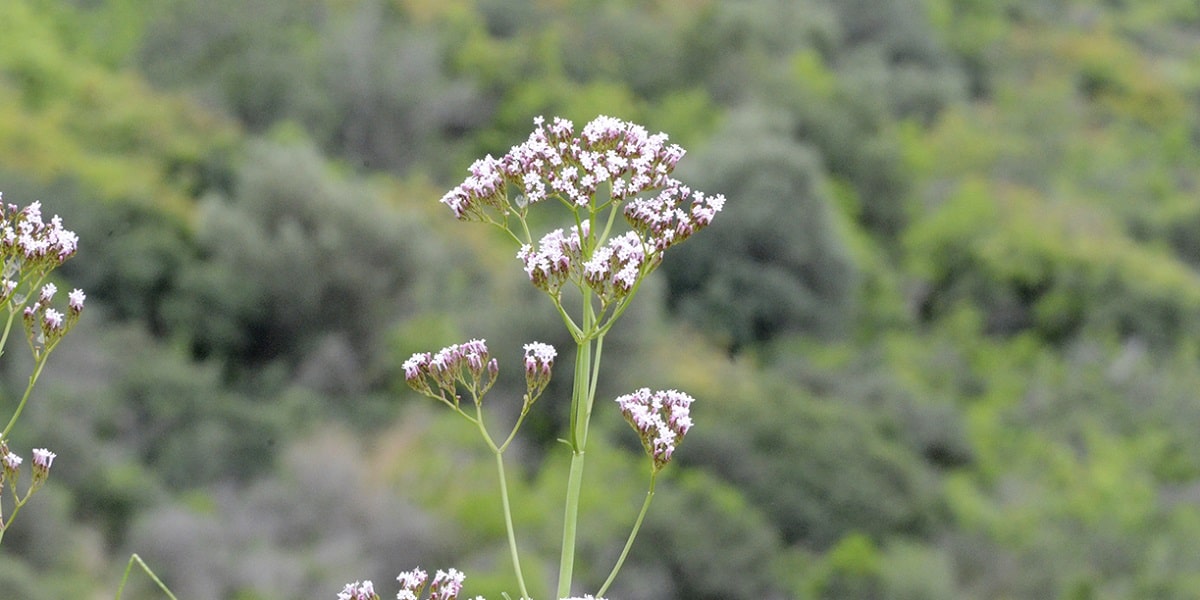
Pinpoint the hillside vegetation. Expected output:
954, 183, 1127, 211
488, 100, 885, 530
3, 0, 1200, 598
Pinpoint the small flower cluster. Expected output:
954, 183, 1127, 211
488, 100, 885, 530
0, 439, 56, 492
396, 567, 477, 600
21, 282, 85, 355
517, 224, 653, 303
337, 580, 378, 600
338, 568, 483, 600
338, 568, 607, 600
403, 339, 498, 407
404, 340, 557, 411
523, 341, 557, 398
0, 198, 79, 269
624, 183, 725, 252
615, 388, 695, 472
516, 222, 589, 295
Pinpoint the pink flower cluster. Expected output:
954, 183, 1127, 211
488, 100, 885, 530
338, 567, 607, 600
440, 115, 686, 218
624, 184, 725, 252
395, 567, 475, 600
516, 221, 589, 294
403, 339, 498, 403
21, 282, 85, 353
523, 341, 557, 396
615, 388, 695, 472
441, 116, 724, 299
0, 199, 79, 267
0, 440, 55, 487
337, 580, 378, 600
515, 223, 656, 301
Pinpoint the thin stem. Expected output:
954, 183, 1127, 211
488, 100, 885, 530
597, 474, 658, 597
0, 305, 18, 358
2, 354, 49, 440
115, 554, 178, 600
497, 404, 530, 454
494, 451, 530, 599
584, 335, 605, 423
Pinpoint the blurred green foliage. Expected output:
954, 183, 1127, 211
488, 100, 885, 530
2, 0, 1200, 598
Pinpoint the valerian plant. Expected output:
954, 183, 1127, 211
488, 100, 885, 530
0, 195, 84, 545
340, 115, 725, 600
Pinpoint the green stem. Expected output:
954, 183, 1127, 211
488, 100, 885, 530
596, 474, 658, 597
0, 305, 19, 358
558, 288, 608, 598
115, 553, 178, 600
556, 450, 587, 599
2, 354, 48, 440
494, 451, 530, 599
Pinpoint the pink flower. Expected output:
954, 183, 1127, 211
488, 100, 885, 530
43, 308, 64, 332
2, 451, 21, 471
395, 569, 427, 600
615, 388, 696, 471
523, 342, 556, 377
336, 580, 378, 600
428, 568, 466, 600
39, 282, 56, 303
31, 448, 55, 471
68, 288, 85, 313
403, 352, 430, 382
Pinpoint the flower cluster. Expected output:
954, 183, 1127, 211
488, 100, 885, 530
516, 222, 589, 295
0, 440, 55, 491
338, 568, 483, 600
337, 581, 379, 600
21, 282, 85, 356
403, 339, 557, 411
523, 341, 557, 398
395, 567, 477, 600
614, 388, 695, 472
338, 568, 607, 600
442, 116, 724, 302
403, 339, 498, 406
0, 443, 20, 480
0, 198, 79, 269
440, 116, 685, 218
624, 183, 725, 252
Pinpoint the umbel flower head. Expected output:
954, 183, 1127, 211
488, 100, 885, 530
0, 198, 79, 269
404, 339, 556, 413
440, 116, 725, 304
403, 339, 498, 406
339, 568, 604, 600
615, 388, 695, 472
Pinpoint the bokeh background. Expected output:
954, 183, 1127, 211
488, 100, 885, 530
3, 0, 1200, 598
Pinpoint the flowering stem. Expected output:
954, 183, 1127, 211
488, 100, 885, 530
558, 302, 604, 597
2, 353, 49, 440
493, 450, 530, 599
0, 305, 18, 358
596, 474, 658, 598
557, 338, 591, 598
